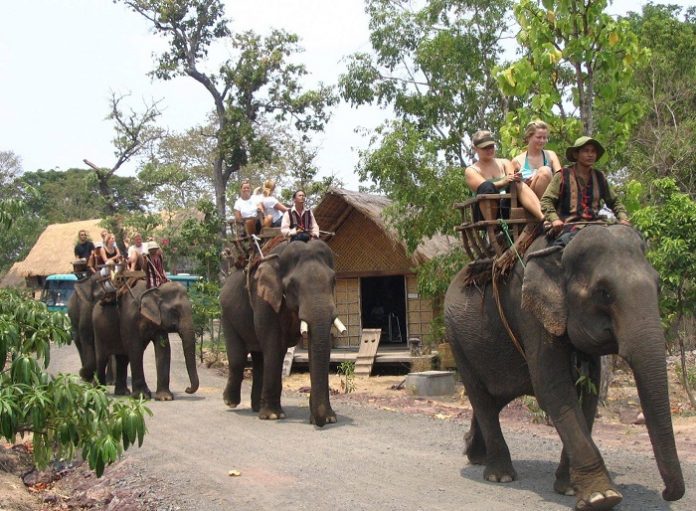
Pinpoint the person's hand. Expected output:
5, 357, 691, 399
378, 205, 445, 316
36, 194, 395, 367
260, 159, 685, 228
551, 219, 564, 233
619, 219, 631, 226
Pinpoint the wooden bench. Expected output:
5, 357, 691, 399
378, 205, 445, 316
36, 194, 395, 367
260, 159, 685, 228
453, 186, 533, 259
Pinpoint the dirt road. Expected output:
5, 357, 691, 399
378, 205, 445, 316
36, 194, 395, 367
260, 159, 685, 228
47, 338, 696, 511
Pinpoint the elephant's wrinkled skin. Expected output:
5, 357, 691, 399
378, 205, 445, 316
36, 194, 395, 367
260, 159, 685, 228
92, 280, 199, 400
445, 225, 684, 510
220, 239, 337, 427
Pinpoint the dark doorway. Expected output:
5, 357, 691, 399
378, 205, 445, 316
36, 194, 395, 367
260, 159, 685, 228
360, 275, 406, 344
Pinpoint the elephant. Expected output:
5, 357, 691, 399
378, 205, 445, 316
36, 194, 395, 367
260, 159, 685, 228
67, 273, 105, 382
92, 280, 199, 400
220, 239, 340, 427
444, 224, 684, 510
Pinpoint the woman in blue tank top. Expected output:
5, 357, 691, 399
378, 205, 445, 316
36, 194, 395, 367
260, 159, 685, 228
512, 120, 562, 199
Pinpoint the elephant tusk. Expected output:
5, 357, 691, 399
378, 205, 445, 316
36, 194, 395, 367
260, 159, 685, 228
300, 320, 308, 335
333, 317, 347, 335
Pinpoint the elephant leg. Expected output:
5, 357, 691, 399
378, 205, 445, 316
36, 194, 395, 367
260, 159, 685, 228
128, 340, 152, 400
105, 356, 117, 385
95, 350, 109, 387
258, 338, 286, 420
464, 415, 487, 465
531, 347, 621, 510
113, 355, 131, 396
78, 327, 96, 382
250, 351, 263, 412
222, 330, 248, 408
553, 355, 608, 502
153, 334, 173, 401
456, 355, 516, 482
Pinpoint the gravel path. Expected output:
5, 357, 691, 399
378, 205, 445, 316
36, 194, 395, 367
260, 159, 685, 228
46, 338, 696, 511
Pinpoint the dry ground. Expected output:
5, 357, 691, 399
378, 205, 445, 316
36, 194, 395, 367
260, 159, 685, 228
1, 353, 695, 510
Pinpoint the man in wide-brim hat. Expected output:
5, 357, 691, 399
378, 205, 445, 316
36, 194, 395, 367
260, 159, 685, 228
540, 136, 630, 233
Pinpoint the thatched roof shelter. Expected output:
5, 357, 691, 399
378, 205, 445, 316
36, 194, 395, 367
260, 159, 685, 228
314, 188, 457, 267
0, 219, 103, 287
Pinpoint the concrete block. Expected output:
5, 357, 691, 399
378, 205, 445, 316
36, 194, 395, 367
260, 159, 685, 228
405, 370, 456, 396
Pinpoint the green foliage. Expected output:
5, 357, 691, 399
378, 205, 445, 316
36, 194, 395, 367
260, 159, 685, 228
631, 178, 696, 328
18, 168, 149, 221
358, 122, 470, 254
118, 0, 337, 225
163, 199, 224, 281
621, 4, 696, 196
519, 396, 548, 424
138, 126, 216, 212
676, 362, 696, 389
0, 288, 151, 476
188, 279, 222, 361
340, 0, 513, 165
0, 197, 43, 274
337, 361, 356, 394
498, 0, 647, 162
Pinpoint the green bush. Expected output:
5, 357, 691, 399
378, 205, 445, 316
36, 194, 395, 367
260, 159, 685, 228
0, 288, 151, 476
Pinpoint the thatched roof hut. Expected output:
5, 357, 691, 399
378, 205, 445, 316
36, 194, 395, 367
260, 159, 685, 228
313, 189, 457, 348
0, 219, 103, 289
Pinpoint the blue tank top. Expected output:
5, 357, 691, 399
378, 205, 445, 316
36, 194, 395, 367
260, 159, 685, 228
521, 150, 548, 180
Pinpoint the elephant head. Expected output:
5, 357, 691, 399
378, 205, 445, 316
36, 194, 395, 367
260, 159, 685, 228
254, 239, 337, 426
139, 281, 199, 395
521, 225, 684, 502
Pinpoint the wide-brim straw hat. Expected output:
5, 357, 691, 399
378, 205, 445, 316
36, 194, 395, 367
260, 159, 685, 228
566, 136, 605, 162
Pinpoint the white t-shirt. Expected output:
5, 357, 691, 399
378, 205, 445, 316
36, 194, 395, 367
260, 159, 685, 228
260, 196, 283, 223
234, 196, 258, 218
127, 244, 145, 260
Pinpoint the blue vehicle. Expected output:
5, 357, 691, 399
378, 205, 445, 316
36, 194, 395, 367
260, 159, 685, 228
166, 273, 201, 291
40, 273, 78, 312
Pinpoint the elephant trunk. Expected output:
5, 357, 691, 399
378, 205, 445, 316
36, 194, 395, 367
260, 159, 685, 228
179, 322, 199, 394
620, 323, 684, 501
306, 313, 333, 427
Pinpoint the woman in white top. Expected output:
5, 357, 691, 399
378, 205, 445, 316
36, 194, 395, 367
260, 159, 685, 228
511, 120, 562, 199
258, 179, 288, 227
233, 180, 262, 235
464, 130, 543, 222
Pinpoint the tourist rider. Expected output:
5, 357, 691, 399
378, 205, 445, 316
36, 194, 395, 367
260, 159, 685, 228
541, 136, 630, 235
464, 130, 544, 223
281, 190, 320, 242
512, 120, 562, 199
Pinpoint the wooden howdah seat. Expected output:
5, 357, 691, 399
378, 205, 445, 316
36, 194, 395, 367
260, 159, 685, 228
454, 186, 533, 260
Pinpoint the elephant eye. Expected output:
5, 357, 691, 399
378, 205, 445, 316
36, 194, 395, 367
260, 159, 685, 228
592, 287, 613, 305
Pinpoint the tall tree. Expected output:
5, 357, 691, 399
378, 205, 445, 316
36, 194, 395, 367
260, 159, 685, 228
117, 0, 336, 231
138, 125, 217, 213
84, 92, 162, 216
0, 150, 23, 200
497, 0, 647, 159
621, 4, 696, 196
340, 0, 513, 166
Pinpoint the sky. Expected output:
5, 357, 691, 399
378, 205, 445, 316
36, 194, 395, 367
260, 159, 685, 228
1, 0, 693, 192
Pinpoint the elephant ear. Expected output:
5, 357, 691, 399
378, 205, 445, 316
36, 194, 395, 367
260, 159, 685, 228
254, 258, 283, 313
521, 246, 567, 337
139, 288, 162, 326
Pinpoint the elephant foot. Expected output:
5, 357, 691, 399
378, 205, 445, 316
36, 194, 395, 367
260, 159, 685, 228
483, 462, 517, 483
575, 489, 622, 510
114, 386, 131, 397
259, 406, 286, 420
223, 387, 241, 408
79, 368, 94, 382
154, 390, 174, 401
132, 388, 152, 400
309, 410, 337, 427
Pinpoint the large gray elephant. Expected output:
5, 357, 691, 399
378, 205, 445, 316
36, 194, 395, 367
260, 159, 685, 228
220, 239, 338, 427
67, 273, 105, 382
444, 224, 684, 510
92, 280, 199, 400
